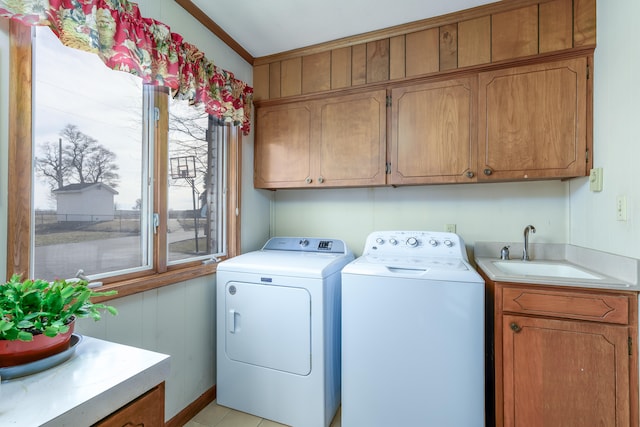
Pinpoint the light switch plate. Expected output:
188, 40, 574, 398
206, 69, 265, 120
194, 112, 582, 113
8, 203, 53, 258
589, 168, 603, 192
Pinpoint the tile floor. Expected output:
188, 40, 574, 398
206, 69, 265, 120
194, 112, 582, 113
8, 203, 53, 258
184, 401, 341, 427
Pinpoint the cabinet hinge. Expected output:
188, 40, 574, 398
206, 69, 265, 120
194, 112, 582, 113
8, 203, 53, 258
629, 337, 633, 356
587, 63, 590, 80
385, 162, 391, 174
586, 148, 589, 164
386, 95, 392, 107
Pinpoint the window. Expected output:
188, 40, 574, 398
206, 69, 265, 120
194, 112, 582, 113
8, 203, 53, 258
167, 99, 228, 265
32, 27, 148, 280
7, 22, 240, 296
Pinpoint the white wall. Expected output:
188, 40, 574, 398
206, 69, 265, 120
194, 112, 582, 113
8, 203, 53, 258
273, 181, 569, 257
75, 276, 215, 420
569, 0, 640, 259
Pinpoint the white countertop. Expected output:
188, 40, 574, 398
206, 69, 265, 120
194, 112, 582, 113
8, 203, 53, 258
0, 335, 170, 426
474, 242, 640, 291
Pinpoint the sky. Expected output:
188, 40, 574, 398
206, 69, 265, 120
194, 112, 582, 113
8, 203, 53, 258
33, 27, 204, 212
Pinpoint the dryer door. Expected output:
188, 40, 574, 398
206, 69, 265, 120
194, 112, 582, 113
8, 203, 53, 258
224, 281, 311, 375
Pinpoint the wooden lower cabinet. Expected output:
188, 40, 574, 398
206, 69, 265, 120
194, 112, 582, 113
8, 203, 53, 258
487, 280, 638, 427
92, 383, 165, 427
503, 314, 629, 426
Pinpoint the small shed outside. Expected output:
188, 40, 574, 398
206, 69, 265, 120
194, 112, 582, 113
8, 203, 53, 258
53, 183, 119, 222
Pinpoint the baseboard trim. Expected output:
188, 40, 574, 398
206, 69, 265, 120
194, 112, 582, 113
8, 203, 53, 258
165, 385, 216, 427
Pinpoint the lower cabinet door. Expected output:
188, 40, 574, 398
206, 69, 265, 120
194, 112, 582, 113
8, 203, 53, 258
92, 383, 164, 427
502, 315, 630, 427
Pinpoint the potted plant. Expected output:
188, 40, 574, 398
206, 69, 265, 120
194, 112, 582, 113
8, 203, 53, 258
0, 274, 118, 366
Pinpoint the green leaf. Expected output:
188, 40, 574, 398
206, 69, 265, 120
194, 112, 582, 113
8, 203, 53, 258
16, 330, 33, 341
0, 318, 14, 332
0, 274, 118, 340
16, 319, 34, 329
43, 325, 60, 337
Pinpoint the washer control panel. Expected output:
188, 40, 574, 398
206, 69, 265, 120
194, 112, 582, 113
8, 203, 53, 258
363, 231, 467, 260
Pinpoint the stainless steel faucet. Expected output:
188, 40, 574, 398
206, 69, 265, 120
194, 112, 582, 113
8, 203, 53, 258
522, 225, 536, 261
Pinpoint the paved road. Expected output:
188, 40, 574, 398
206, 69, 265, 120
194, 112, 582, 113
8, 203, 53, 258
34, 229, 198, 280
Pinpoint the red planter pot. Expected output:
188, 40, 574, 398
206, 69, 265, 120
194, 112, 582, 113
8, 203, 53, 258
0, 321, 75, 367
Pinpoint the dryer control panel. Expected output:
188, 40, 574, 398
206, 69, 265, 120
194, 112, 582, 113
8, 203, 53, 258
262, 237, 349, 254
363, 231, 468, 261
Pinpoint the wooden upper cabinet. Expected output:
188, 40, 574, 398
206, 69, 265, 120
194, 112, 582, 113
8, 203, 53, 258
254, 89, 387, 189
252, 0, 596, 101
254, 103, 313, 188
315, 90, 387, 187
390, 78, 476, 185
478, 57, 590, 181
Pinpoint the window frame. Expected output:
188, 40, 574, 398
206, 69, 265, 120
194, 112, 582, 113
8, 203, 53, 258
6, 22, 241, 300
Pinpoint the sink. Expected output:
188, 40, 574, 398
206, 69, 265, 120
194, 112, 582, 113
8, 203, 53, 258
492, 261, 603, 280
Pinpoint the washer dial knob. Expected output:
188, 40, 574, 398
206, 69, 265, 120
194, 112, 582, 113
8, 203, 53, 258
444, 239, 454, 247
428, 239, 439, 247
375, 238, 384, 245
389, 238, 398, 246
407, 237, 418, 247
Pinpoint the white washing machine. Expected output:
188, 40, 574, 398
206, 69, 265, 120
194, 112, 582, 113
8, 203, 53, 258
216, 237, 354, 427
341, 230, 485, 427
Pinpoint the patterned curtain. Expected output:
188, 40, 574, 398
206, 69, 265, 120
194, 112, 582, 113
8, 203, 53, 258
0, 0, 253, 134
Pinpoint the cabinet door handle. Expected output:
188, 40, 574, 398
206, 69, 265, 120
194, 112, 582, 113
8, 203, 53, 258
305, 177, 312, 184
318, 176, 325, 184
510, 322, 522, 333
465, 171, 475, 179
484, 168, 493, 176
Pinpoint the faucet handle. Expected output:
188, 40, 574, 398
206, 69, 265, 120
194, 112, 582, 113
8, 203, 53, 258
500, 246, 510, 260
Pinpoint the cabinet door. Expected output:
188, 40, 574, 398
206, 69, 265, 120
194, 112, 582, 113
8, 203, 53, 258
315, 90, 387, 187
92, 383, 164, 427
254, 103, 313, 188
478, 57, 589, 181
390, 78, 476, 184
502, 315, 629, 427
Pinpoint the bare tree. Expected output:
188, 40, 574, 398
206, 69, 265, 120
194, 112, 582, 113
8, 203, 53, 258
62, 124, 91, 184
35, 123, 120, 189
85, 144, 120, 187
35, 138, 70, 190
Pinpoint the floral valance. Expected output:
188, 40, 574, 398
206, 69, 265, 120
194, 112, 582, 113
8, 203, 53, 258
0, 0, 253, 134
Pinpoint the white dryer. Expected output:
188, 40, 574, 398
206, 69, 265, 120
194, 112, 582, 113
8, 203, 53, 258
341, 231, 485, 427
216, 237, 354, 427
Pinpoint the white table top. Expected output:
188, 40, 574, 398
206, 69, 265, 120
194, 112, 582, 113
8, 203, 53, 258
0, 335, 170, 426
